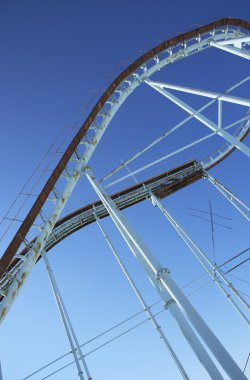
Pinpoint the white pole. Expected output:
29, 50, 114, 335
84, 166, 247, 380
210, 41, 250, 60
149, 191, 250, 323
42, 250, 92, 380
95, 215, 190, 380
206, 174, 250, 222
144, 79, 250, 107
214, 36, 250, 46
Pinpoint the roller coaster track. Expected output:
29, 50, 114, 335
0, 17, 250, 327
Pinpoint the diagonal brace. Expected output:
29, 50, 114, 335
210, 41, 250, 60
145, 80, 250, 158
144, 79, 250, 107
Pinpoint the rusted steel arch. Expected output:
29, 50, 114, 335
0, 18, 250, 278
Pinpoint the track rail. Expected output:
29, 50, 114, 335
1, 18, 249, 278
1, 18, 250, 324
0, 161, 203, 300
22, 162, 202, 259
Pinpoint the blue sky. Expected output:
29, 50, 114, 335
0, 1, 250, 379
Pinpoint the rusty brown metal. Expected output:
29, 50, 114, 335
5, 161, 202, 275
0, 18, 249, 278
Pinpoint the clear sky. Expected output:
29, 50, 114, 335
0, 1, 249, 379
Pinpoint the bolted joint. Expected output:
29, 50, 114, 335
82, 165, 91, 174
156, 267, 170, 281
164, 299, 176, 309
202, 173, 208, 180
150, 195, 156, 207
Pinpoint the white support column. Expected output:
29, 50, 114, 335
0, 361, 2, 380
84, 166, 247, 380
42, 250, 92, 380
94, 215, 190, 380
218, 100, 222, 129
206, 174, 250, 222
145, 80, 250, 158
210, 41, 250, 60
149, 191, 250, 325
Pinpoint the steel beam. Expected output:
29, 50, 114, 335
214, 36, 250, 46
84, 166, 247, 380
149, 192, 250, 325
42, 250, 92, 380
144, 79, 250, 107
95, 215, 190, 380
145, 81, 250, 157
210, 41, 250, 59
206, 174, 250, 222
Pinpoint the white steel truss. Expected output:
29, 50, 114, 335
144, 79, 250, 157
102, 74, 250, 185
210, 38, 250, 60
144, 80, 250, 107
84, 165, 247, 380
1, 27, 249, 323
149, 192, 250, 325
95, 215, 190, 380
1, 22, 250, 380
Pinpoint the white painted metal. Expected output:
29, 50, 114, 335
149, 191, 250, 324
104, 133, 214, 188
42, 250, 92, 380
218, 100, 222, 129
84, 166, 247, 380
214, 36, 250, 46
95, 215, 190, 380
145, 81, 250, 157
144, 79, 250, 107
103, 75, 250, 184
206, 174, 250, 222
210, 41, 250, 60
101, 97, 216, 183
0, 78, 139, 323
104, 114, 245, 189
1, 29, 248, 322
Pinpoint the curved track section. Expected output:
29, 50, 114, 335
0, 18, 250, 322
9, 161, 202, 268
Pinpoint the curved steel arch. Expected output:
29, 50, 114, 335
1, 18, 249, 278
1, 18, 250, 323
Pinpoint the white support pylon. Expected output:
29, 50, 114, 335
206, 173, 250, 222
149, 191, 250, 325
94, 214, 190, 380
84, 165, 247, 380
41, 250, 92, 380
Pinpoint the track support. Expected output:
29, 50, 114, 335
145, 79, 250, 158
206, 173, 250, 222
84, 165, 247, 380
149, 191, 250, 323
42, 250, 92, 380
95, 214, 190, 380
